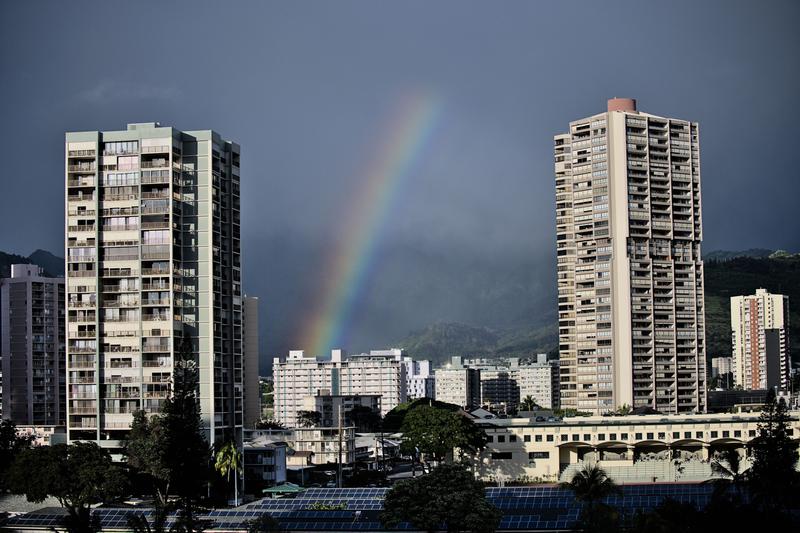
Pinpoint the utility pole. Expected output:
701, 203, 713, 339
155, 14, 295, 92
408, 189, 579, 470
337, 403, 343, 488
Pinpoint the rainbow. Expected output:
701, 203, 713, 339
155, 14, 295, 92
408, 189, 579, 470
299, 90, 443, 357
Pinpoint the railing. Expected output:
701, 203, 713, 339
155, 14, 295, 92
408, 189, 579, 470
68, 164, 96, 172
68, 225, 96, 232
141, 221, 170, 229
68, 149, 96, 157
102, 224, 139, 231
142, 146, 171, 154
141, 160, 169, 169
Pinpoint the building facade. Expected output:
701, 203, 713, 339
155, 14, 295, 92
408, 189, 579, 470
272, 349, 406, 427
476, 411, 800, 484
731, 288, 790, 391
243, 295, 261, 427
303, 392, 381, 428
555, 98, 706, 415
434, 357, 481, 409
0, 264, 65, 425
514, 355, 561, 410
402, 356, 435, 399
65, 122, 243, 451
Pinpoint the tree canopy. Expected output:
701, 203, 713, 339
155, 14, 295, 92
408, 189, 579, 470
7, 442, 126, 533
124, 335, 209, 523
0, 419, 32, 491
381, 462, 501, 533
399, 405, 487, 462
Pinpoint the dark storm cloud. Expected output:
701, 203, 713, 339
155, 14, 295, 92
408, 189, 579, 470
1, 0, 798, 371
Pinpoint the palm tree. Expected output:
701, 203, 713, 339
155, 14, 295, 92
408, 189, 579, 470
709, 447, 749, 503
561, 462, 621, 531
520, 396, 539, 411
561, 462, 620, 505
215, 441, 242, 507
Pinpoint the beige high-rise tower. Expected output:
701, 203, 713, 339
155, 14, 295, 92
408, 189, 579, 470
65, 123, 243, 454
731, 289, 790, 391
554, 98, 706, 415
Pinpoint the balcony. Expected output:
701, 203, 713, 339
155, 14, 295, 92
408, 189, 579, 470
68, 177, 96, 187
141, 159, 169, 169
68, 225, 96, 232
68, 163, 96, 173
68, 149, 96, 157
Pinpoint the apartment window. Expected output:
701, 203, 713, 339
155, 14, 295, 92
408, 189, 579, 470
509, 435, 517, 443
684, 432, 691, 439
547, 435, 554, 442
497, 435, 505, 443
635, 433, 643, 440
609, 433, 616, 441
734, 430, 741, 438
647, 433, 654, 440
598, 434, 605, 441
491, 452, 512, 460
696, 432, 703, 439
710, 431, 718, 438
572, 435, 579, 442
621, 433, 628, 440
535, 435, 542, 443
528, 452, 550, 459
722, 431, 729, 438
486, 435, 493, 443
658, 432, 665, 440
561, 435, 568, 442
524, 435, 531, 443
672, 432, 679, 439
583, 434, 590, 441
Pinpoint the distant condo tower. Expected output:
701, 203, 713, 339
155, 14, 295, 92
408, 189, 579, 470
554, 98, 706, 415
65, 123, 242, 453
730, 288, 790, 392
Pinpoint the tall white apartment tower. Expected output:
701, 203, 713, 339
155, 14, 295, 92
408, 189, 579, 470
65, 123, 243, 452
731, 289, 790, 391
554, 99, 706, 415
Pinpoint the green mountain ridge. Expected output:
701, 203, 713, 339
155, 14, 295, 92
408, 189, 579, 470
397, 251, 800, 366
0, 249, 64, 278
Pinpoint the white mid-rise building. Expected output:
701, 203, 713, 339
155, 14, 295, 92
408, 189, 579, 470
435, 356, 481, 408
402, 356, 435, 399
272, 349, 406, 427
555, 98, 706, 415
513, 355, 561, 410
731, 289, 790, 391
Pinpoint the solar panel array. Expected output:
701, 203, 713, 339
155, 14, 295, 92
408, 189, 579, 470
1, 483, 720, 532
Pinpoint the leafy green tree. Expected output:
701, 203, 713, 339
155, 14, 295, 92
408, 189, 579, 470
0, 419, 32, 490
254, 419, 285, 430
124, 335, 210, 530
126, 410, 171, 504
748, 389, 800, 515
345, 405, 382, 432
560, 463, 620, 533
7, 442, 127, 533
297, 410, 321, 428
399, 405, 487, 463
215, 441, 242, 506
380, 462, 502, 533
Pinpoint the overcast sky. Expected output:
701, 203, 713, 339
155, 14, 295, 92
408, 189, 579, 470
1, 0, 798, 368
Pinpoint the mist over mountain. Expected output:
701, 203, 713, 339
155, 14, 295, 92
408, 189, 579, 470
8, 247, 797, 371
